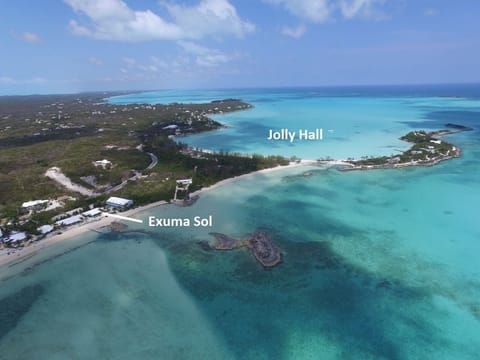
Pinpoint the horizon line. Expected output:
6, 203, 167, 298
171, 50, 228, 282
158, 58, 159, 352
1, 81, 480, 98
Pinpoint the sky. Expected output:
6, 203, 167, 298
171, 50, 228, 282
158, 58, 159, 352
1, 0, 479, 95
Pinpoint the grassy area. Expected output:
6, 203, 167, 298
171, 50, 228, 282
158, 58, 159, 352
116, 139, 289, 205
0, 93, 284, 225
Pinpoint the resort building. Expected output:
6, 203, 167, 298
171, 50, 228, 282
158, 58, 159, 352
5, 232, 27, 244
106, 197, 134, 210
83, 208, 102, 217
55, 215, 83, 227
21, 200, 48, 212
37, 224, 54, 235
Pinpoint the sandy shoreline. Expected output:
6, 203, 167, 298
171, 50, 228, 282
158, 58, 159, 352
190, 159, 318, 197
0, 162, 316, 270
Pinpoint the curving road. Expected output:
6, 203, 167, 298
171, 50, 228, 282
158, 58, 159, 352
146, 152, 158, 170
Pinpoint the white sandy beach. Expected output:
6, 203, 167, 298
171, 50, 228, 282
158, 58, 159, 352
0, 161, 319, 270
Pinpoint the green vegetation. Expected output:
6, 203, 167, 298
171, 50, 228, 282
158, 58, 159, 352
0, 93, 285, 225
116, 137, 289, 205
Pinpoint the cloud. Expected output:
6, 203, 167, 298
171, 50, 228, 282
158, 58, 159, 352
424, 8, 439, 17
281, 24, 307, 38
150, 56, 169, 69
265, 0, 386, 22
18, 32, 43, 43
88, 56, 102, 65
122, 57, 136, 66
64, 0, 254, 41
0, 76, 47, 85
267, 0, 331, 23
178, 41, 232, 67
339, 0, 386, 19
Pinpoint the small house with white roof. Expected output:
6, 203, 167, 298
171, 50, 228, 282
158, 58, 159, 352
37, 225, 54, 235
93, 159, 112, 169
21, 200, 48, 212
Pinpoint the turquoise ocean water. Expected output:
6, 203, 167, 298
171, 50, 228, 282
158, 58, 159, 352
1, 85, 480, 359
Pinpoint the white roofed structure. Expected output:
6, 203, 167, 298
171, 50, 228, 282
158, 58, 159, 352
21, 200, 48, 210
7, 232, 27, 243
94, 159, 112, 169
106, 197, 134, 209
83, 208, 102, 217
38, 225, 54, 234
176, 179, 192, 186
55, 215, 83, 227
174, 178, 193, 201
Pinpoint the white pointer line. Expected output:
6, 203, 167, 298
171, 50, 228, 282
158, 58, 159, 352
102, 212, 144, 224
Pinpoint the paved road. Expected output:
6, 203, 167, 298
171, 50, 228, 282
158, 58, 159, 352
105, 152, 157, 193
146, 152, 158, 170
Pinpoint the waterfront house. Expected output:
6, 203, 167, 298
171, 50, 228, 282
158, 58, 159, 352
6, 232, 27, 244
37, 224, 54, 235
55, 215, 83, 227
106, 197, 134, 210
83, 208, 102, 217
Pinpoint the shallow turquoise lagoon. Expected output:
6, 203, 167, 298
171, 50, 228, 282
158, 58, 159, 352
108, 86, 480, 159
1, 86, 480, 359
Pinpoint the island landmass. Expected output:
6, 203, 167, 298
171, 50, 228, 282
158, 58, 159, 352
338, 125, 472, 171
0, 91, 474, 269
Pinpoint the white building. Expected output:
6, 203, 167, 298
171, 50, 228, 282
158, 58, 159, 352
176, 179, 193, 186
38, 224, 54, 235
83, 208, 102, 217
21, 200, 48, 212
55, 215, 83, 227
7, 232, 27, 243
174, 179, 193, 201
106, 197, 134, 210
93, 159, 112, 169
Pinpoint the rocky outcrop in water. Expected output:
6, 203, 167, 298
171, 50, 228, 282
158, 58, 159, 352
208, 230, 282, 268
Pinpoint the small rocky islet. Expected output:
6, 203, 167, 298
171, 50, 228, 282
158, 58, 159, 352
207, 230, 282, 268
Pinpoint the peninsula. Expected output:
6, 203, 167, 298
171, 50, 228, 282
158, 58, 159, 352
340, 125, 472, 171
0, 91, 473, 267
